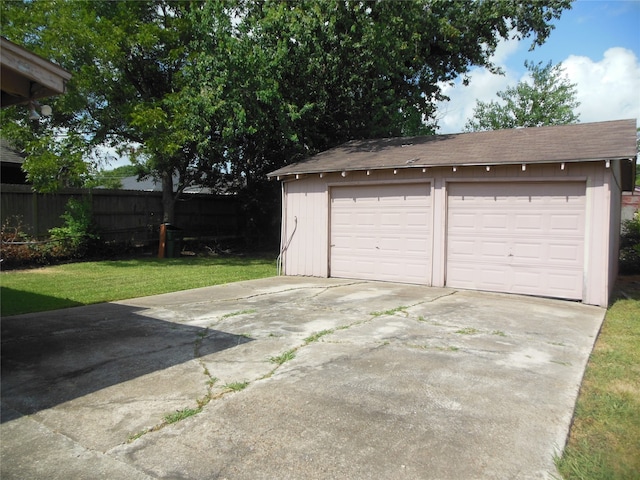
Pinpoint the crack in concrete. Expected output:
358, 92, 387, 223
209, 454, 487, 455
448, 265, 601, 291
123, 285, 460, 444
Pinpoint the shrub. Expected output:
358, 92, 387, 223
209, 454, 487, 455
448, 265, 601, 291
48, 198, 100, 258
1, 199, 101, 270
619, 210, 640, 274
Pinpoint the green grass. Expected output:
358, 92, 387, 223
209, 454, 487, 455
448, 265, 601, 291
454, 327, 480, 335
304, 329, 334, 344
370, 305, 408, 317
164, 407, 200, 424
223, 381, 249, 392
0, 255, 276, 316
269, 349, 296, 365
556, 277, 640, 479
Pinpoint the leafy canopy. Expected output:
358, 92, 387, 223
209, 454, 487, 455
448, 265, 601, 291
1, 0, 572, 223
465, 60, 580, 132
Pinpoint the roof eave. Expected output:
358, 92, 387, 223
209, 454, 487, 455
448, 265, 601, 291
268, 155, 636, 179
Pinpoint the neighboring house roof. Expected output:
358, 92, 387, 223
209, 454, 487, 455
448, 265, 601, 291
0, 138, 27, 184
1, 36, 72, 107
0, 138, 25, 165
118, 175, 214, 194
268, 119, 637, 178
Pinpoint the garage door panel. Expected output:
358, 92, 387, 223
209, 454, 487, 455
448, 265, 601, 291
548, 242, 583, 262
481, 241, 509, 257
331, 183, 431, 284
447, 182, 585, 300
550, 214, 582, 231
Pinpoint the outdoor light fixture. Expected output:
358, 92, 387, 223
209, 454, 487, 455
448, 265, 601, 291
27, 101, 52, 121
28, 102, 40, 120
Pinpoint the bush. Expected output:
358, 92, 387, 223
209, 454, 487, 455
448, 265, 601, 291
48, 198, 100, 258
0, 217, 54, 268
619, 210, 640, 274
1, 199, 101, 270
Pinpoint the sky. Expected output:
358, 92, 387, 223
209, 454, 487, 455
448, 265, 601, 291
436, 0, 640, 133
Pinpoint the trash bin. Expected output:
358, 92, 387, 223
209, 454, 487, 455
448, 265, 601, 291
164, 224, 183, 258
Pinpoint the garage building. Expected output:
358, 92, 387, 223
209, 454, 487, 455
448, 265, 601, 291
268, 119, 637, 307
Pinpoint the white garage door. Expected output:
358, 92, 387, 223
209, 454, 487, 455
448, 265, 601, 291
447, 182, 585, 300
330, 183, 431, 284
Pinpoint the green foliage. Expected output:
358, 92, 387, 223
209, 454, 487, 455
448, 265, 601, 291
1, 0, 572, 225
223, 381, 249, 392
163, 407, 200, 424
85, 165, 140, 189
48, 198, 99, 258
619, 211, 640, 274
465, 61, 580, 131
269, 349, 296, 365
304, 329, 334, 344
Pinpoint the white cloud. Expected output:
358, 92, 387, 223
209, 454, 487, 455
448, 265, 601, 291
562, 47, 640, 124
436, 35, 522, 133
436, 45, 640, 134
436, 69, 515, 133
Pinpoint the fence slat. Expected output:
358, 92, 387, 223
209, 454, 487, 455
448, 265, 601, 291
1, 185, 241, 246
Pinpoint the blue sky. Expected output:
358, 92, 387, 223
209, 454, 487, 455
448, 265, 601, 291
437, 0, 640, 133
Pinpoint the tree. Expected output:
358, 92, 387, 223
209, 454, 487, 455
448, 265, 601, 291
465, 60, 580, 132
1, 0, 572, 226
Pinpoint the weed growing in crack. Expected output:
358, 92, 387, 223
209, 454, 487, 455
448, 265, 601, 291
224, 381, 249, 391
269, 349, 296, 365
221, 309, 257, 320
304, 329, 334, 344
164, 407, 201, 424
455, 327, 480, 335
492, 330, 507, 337
436, 345, 460, 351
370, 306, 408, 317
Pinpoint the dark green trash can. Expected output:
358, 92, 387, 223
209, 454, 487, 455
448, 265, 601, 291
164, 224, 183, 258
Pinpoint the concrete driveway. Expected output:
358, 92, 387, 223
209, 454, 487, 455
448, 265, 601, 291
1, 277, 605, 479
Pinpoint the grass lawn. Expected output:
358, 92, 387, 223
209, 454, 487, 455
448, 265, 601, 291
557, 276, 640, 479
1, 255, 277, 316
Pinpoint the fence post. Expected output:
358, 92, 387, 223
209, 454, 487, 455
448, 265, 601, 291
158, 223, 166, 258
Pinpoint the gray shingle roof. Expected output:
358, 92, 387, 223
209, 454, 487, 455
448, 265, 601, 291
0, 138, 25, 165
268, 119, 637, 178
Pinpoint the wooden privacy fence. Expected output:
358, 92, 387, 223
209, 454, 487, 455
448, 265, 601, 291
1, 184, 242, 246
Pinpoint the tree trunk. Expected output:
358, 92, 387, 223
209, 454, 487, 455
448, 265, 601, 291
161, 171, 176, 224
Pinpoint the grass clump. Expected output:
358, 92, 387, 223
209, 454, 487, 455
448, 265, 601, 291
1, 256, 275, 316
223, 381, 249, 392
455, 327, 480, 335
370, 306, 408, 317
556, 278, 640, 479
164, 407, 201, 424
269, 349, 296, 365
304, 329, 334, 344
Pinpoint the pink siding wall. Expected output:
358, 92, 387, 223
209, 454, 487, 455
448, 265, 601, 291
280, 161, 616, 306
281, 179, 328, 277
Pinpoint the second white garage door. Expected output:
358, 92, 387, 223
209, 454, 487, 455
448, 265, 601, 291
446, 182, 586, 300
330, 183, 431, 284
